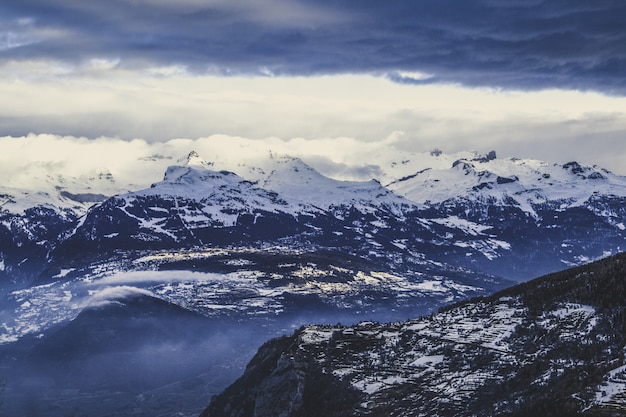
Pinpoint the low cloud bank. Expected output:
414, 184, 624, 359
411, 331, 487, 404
1, 129, 625, 193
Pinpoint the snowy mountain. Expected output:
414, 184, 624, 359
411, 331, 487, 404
381, 151, 626, 279
0, 164, 121, 288
2, 152, 520, 347
46, 151, 499, 274
1, 149, 625, 416
384, 150, 626, 208
44, 150, 626, 278
201, 252, 626, 417
2, 149, 625, 341
387, 152, 626, 240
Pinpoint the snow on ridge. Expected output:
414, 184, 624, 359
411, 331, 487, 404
106, 153, 418, 224
177, 150, 211, 168
0, 166, 122, 215
2, 147, 625, 218
0, 185, 93, 215
385, 152, 626, 210
258, 155, 416, 213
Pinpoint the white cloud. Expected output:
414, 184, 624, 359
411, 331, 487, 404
0, 31, 33, 51
0, 69, 625, 179
94, 270, 223, 285
86, 57, 121, 72
0, 17, 40, 51
1, 125, 625, 196
86, 286, 155, 307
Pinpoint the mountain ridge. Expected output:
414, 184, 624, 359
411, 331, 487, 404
201, 252, 626, 417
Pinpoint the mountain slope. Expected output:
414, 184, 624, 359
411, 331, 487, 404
201, 252, 626, 417
0, 192, 84, 290
383, 152, 626, 280
52, 151, 410, 255
1, 290, 260, 417
386, 152, 626, 209
258, 155, 412, 215
0, 167, 117, 289
1, 152, 515, 353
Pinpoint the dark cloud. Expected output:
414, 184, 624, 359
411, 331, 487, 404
1, 0, 626, 93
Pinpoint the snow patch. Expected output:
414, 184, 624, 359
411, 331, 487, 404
300, 327, 335, 345
431, 216, 492, 236
410, 355, 445, 368
592, 365, 626, 407
54, 268, 75, 278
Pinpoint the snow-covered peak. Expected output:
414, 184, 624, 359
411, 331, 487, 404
156, 152, 415, 214
112, 161, 297, 229
259, 155, 414, 214
177, 150, 212, 169
262, 156, 335, 188
151, 165, 244, 198
162, 151, 231, 185
104, 152, 416, 231
560, 161, 610, 179
386, 152, 626, 215
130, 152, 271, 203
3, 146, 625, 221
0, 168, 120, 215
348, 149, 491, 186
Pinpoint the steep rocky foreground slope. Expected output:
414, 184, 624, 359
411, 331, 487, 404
202, 252, 626, 417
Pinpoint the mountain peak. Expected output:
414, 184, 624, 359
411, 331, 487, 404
161, 151, 217, 183
178, 150, 210, 168
562, 161, 607, 180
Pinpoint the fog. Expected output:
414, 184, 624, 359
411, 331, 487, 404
0, 294, 272, 417
0, 285, 417, 417
93, 270, 227, 286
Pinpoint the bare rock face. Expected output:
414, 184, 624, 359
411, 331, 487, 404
201, 334, 362, 417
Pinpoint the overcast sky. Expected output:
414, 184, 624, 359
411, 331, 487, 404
1, 0, 626, 175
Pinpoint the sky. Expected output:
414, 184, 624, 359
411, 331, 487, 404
1, 0, 626, 177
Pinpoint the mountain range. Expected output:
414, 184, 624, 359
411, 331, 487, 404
1, 149, 625, 416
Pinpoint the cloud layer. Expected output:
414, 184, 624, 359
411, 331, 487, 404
1, 2, 625, 179
1, 130, 625, 194
2, 0, 626, 93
